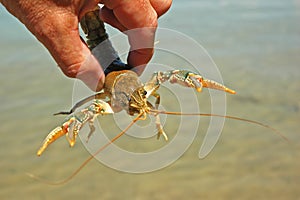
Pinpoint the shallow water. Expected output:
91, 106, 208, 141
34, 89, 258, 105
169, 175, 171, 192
0, 1, 299, 199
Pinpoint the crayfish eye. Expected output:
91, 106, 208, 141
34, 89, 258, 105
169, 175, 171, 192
143, 91, 147, 96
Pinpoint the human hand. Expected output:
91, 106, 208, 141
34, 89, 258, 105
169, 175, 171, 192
1, 0, 172, 91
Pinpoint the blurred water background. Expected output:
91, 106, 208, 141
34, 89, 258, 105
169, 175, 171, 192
0, 0, 299, 199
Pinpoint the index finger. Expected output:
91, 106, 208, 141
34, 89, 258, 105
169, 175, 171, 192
103, 0, 158, 72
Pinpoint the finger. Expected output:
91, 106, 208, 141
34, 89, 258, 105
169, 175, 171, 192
104, 0, 158, 69
150, 0, 172, 17
99, 6, 126, 32
126, 27, 156, 73
2, 0, 105, 91
35, 13, 105, 91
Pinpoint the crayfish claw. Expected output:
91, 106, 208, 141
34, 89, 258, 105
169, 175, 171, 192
188, 74, 204, 92
37, 126, 67, 156
202, 79, 236, 94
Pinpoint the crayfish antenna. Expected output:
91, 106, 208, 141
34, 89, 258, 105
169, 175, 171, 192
53, 93, 104, 116
151, 110, 290, 143
53, 111, 72, 115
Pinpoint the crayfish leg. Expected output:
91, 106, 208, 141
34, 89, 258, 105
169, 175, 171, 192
66, 120, 82, 147
155, 114, 168, 141
86, 116, 96, 143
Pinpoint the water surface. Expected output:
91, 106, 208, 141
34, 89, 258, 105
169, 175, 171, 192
0, 1, 299, 199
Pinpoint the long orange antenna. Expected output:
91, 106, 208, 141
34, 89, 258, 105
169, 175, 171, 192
150, 110, 289, 143
27, 112, 144, 185
28, 110, 289, 185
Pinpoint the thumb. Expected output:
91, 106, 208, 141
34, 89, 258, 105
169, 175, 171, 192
1, 0, 105, 91
32, 13, 105, 91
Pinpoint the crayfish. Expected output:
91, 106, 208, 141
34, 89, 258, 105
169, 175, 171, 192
34, 7, 288, 185
37, 68, 236, 156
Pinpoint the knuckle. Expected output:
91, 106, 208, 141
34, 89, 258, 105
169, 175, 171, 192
60, 63, 81, 78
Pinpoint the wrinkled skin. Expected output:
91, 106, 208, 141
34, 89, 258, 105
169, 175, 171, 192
1, 0, 172, 91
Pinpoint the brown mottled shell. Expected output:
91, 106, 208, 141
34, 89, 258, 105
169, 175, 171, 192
104, 70, 143, 111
